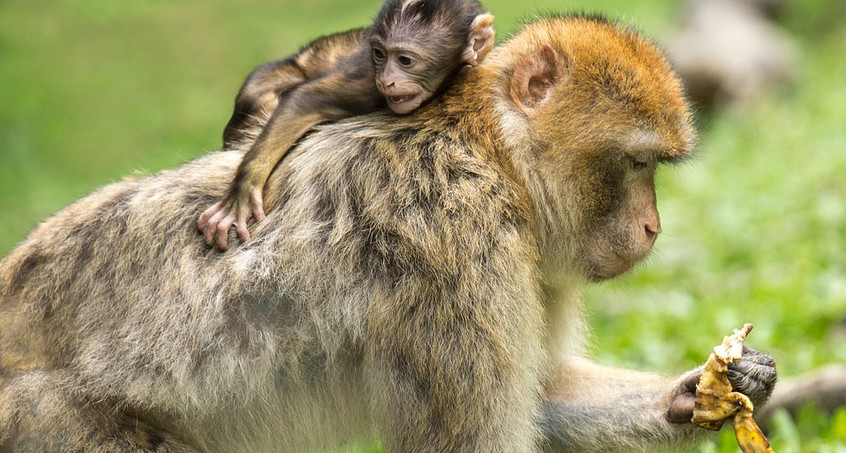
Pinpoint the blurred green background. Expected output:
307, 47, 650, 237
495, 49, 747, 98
1, 0, 844, 451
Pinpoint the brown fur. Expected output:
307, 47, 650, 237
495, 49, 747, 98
0, 15, 775, 452
202, 0, 495, 250
221, 28, 369, 148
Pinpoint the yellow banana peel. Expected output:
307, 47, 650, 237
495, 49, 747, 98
692, 323, 774, 453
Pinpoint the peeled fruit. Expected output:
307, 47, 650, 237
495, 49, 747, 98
692, 323, 773, 453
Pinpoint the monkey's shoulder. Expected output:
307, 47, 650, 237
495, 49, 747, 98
294, 27, 370, 72
300, 120, 530, 236
304, 27, 369, 53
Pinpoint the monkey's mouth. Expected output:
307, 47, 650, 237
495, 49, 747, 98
387, 93, 423, 115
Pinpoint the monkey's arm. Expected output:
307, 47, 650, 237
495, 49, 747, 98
222, 59, 308, 149
200, 58, 383, 250
541, 352, 776, 452
222, 28, 369, 149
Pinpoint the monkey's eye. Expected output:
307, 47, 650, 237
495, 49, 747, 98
372, 48, 386, 63
629, 157, 650, 170
397, 55, 415, 67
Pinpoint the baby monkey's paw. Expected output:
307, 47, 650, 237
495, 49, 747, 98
197, 187, 265, 251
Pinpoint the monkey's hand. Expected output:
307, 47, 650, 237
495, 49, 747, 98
668, 337, 776, 425
197, 185, 266, 250
668, 325, 777, 453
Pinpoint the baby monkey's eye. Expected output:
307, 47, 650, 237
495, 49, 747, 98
372, 48, 386, 63
397, 55, 415, 67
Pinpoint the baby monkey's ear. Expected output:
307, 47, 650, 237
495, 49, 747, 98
462, 13, 495, 66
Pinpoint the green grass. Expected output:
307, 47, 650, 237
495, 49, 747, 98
1, 0, 844, 451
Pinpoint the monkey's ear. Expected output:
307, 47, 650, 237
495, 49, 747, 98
463, 13, 495, 66
509, 44, 570, 116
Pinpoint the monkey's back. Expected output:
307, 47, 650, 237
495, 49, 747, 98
0, 147, 382, 450
0, 112, 540, 450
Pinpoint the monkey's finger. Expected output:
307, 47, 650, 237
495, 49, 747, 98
681, 367, 703, 393
667, 391, 696, 424
206, 208, 231, 248
235, 221, 251, 244
215, 214, 237, 251
197, 202, 222, 231
235, 205, 252, 243
203, 209, 226, 247
250, 189, 266, 223
667, 369, 701, 423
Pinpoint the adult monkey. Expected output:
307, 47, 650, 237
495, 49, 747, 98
0, 15, 775, 452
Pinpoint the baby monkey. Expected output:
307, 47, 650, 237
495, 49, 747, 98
199, 0, 495, 250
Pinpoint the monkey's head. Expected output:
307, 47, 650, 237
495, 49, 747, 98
371, 0, 494, 114
497, 16, 695, 281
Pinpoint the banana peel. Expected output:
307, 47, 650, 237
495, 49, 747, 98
692, 323, 774, 453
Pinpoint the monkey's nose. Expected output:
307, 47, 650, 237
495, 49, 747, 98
644, 221, 661, 243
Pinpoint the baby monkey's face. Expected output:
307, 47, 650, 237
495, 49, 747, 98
371, 41, 446, 114
369, 9, 495, 115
